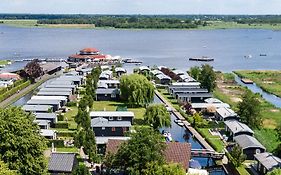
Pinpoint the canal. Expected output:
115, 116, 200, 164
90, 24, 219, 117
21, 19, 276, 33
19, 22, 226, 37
154, 96, 226, 175
235, 75, 281, 108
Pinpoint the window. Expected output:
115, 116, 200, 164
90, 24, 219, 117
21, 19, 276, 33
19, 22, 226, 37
102, 127, 105, 130
123, 127, 127, 133
117, 116, 122, 121
112, 127, 116, 132
109, 117, 113, 120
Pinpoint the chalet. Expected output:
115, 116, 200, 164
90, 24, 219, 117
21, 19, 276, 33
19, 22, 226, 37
191, 103, 230, 111
40, 129, 57, 140
22, 105, 53, 113
151, 70, 162, 76
65, 71, 79, 76
179, 74, 196, 82
170, 88, 208, 98
48, 153, 78, 175
44, 84, 76, 93
34, 120, 50, 129
215, 107, 239, 121
155, 74, 171, 85
204, 98, 223, 104
224, 120, 254, 139
115, 67, 126, 77
31, 96, 68, 106
68, 48, 106, 62
172, 69, 185, 76
56, 75, 83, 86
77, 68, 92, 76
35, 113, 57, 125
91, 117, 131, 137
139, 66, 150, 72
27, 99, 61, 112
37, 91, 72, 99
233, 135, 266, 159
106, 140, 191, 172
90, 111, 134, 124
98, 80, 120, 89
177, 92, 212, 103
49, 80, 73, 85
95, 88, 120, 101
99, 71, 113, 80
39, 87, 73, 94
254, 152, 281, 175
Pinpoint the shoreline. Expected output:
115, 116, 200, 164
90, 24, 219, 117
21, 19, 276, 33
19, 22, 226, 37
2, 20, 281, 31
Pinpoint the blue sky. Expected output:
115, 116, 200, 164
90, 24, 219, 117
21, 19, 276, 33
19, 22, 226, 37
1, 0, 281, 15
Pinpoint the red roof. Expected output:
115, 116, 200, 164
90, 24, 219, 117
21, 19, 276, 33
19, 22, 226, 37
68, 54, 106, 60
0, 73, 21, 80
106, 139, 191, 170
80, 48, 99, 53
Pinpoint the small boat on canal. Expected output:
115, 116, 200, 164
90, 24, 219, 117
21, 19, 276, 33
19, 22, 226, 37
162, 131, 173, 142
174, 119, 184, 127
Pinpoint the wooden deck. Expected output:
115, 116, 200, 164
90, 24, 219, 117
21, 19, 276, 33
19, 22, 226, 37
154, 90, 215, 151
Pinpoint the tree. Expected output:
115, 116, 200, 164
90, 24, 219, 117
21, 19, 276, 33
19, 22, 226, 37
75, 108, 91, 129
0, 160, 17, 175
267, 168, 281, 175
141, 162, 186, 175
192, 112, 207, 128
237, 90, 261, 128
273, 144, 281, 158
144, 104, 171, 130
275, 122, 281, 141
189, 66, 200, 81
120, 74, 154, 107
24, 59, 44, 82
0, 107, 47, 174
72, 164, 91, 175
198, 64, 216, 92
229, 144, 246, 167
107, 127, 166, 174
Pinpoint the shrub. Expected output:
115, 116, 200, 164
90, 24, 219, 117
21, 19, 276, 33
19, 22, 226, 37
54, 122, 69, 129
66, 101, 77, 107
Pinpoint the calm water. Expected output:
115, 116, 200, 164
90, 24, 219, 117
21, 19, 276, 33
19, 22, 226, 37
1, 25, 281, 72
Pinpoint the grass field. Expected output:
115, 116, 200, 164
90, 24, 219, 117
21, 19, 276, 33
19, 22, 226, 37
235, 70, 281, 98
0, 60, 11, 66
63, 106, 78, 129
197, 128, 225, 153
56, 147, 79, 153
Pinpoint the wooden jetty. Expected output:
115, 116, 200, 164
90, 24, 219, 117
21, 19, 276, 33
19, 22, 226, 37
189, 56, 214, 62
241, 78, 254, 84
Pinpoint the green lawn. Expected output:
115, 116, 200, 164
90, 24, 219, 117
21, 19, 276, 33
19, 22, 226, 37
64, 106, 78, 129
197, 128, 225, 153
157, 88, 181, 110
56, 147, 79, 153
236, 165, 251, 175
254, 129, 280, 152
92, 101, 146, 123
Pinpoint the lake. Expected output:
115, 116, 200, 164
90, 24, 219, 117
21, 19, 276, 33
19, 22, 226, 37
1, 25, 281, 72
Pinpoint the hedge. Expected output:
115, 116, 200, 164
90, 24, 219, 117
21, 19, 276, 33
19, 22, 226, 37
0, 80, 31, 102
57, 131, 75, 137
54, 122, 69, 129
66, 101, 77, 107
47, 139, 65, 148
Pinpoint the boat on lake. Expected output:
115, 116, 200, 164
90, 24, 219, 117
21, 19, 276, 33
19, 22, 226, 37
189, 56, 214, 62
260, 53, 267, 56
244, 54, 252, 58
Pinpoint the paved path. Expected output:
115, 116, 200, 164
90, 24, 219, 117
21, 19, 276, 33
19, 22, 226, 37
0, 74, 59, 108
154, 90, 214, 151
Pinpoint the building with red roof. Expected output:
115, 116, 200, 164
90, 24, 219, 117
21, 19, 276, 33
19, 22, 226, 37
68, 48, 106, 62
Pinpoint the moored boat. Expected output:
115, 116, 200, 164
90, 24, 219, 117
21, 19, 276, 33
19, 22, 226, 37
189, 56, 214, 62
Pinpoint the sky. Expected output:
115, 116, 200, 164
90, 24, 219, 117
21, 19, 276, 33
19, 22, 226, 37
1, 0, 281, 15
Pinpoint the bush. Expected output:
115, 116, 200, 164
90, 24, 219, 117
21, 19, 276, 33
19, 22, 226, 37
57, 131, 75, 137
54, 122, 69, 129
47, 139, 65, 148
57, 114, 64, 121
66, 101, 77, 107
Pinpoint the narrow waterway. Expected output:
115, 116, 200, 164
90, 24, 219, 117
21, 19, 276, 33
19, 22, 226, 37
234, 75, 281, 108
154, 96, 226, 175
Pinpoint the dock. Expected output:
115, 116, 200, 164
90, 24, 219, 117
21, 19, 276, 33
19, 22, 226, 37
241, 78, 254, 84
154, 90, 215, 152
189, 57, 214, 62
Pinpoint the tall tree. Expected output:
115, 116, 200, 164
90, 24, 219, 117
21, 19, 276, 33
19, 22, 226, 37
275, 122, 281, 141
189, 66, 200, 81
144, 104, 171, 130
0, 107, 47, 175
0, 160, 17, 175
75, 108, 91, 129
229, 144, 246, 167
120, 74, 154, 107
237, 90, 261, 128
198, 64, 216, 92
107, 127, 166, 174
24, 59, 44, 82
72, 164, 91, 175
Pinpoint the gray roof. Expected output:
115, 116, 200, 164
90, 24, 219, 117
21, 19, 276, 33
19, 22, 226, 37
48, 153, 76, 172
37, 91, 71, 97
191, 103, 230, 109
172, 69, 185, 75
172, 88, 208, 93
49, 80, 73, 85
35, 113, 57, 119
96, 88, 120, 95
224, 120, 254, 135
255, 152, 281, 171
115, 67, 126, 73
98, 80, 120, 84
234, 135, 265, 150
179, 74, 196, 82
34, 120, 50, 126
171, 82, 201, 86
27, 99, 61, 105
32, 95, 67, 101
177, 93, 212, 98
90, 111, 134, 118
56, 76, 83, 82
151, 70, 163, 76
156, 74, 171, 80
216, 107, 238, 119
91, 117, 131, 127
96, 136, 130, 144
39, 88, 73, 93
139, 66, 150, 71
22, 105, 52, 112
44, 84, 76, 89
204, 98, 223, 104
65, 71, 79, 76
